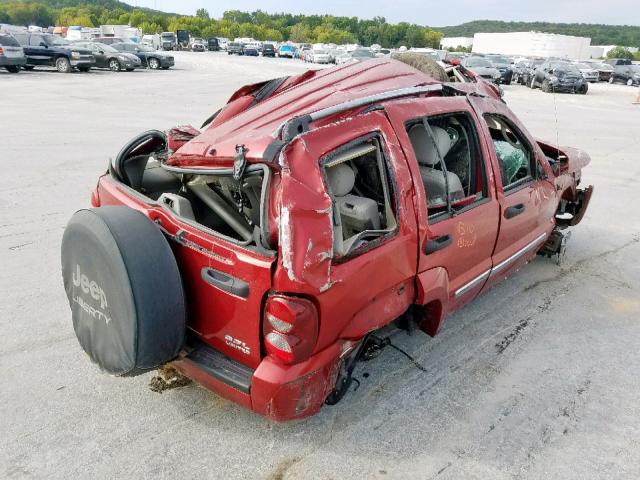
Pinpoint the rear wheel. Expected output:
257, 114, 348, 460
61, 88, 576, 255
577, 83, 588, 94
530, 76, 537, 89
56, 57, 71, 73
627, 78, 634, 86
148, 57, 160, 69
608, 77, 614, 84
542, 79, 551, 92
109, 58, 121, 72
5, 65, 20, 73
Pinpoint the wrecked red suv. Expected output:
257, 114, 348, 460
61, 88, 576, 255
61, 59, 593, 421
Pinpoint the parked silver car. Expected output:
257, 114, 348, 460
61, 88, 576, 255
0, 33, 26, 73
574, 62, 599, 83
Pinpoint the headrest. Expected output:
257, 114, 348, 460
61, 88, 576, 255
408, 125, 452, 166
327, 163, 355, 197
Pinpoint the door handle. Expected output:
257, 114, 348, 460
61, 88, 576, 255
201, 267, 249, 298
504, 204, 525, 219
424, 234, 452, 255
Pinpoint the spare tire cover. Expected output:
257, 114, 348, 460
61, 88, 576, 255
61, 206, 185, 376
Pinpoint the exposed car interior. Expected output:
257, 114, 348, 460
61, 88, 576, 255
323, 140, 397, 257
112, 131, 268, 248
407, 113, 486, 216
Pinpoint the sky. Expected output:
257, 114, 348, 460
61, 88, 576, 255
124, 0, 640, 26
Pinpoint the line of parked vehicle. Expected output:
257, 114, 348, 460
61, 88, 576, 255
0, 29, 174, 73
443, 52, 640, 94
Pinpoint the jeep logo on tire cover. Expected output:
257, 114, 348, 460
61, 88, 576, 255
72, 264, 111, 324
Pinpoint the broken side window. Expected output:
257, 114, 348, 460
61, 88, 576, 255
322, 137, 397, 258
406, 112, 487, 221
483, 114, 535, 192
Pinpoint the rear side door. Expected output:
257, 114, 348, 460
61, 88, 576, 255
386, 96, 500, 315
469, 96, 556, 291
28, 34, 50, 65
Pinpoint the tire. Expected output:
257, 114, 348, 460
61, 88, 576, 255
61, 207, 186, 377
608, 77, 614, 84
56, 57, 72, 73
542, 79, 551, 93
148, 57, 160, 69
577, 83, 588, 95
108, 58, 121, 72
530, 76, 537, 89
5, 65, 20, 73
627, 78, 634, 86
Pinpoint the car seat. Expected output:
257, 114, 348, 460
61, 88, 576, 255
408, 124, 464, 205
326, 163, 381, 239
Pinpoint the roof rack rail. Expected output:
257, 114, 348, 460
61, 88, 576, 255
280, 84, 444, 142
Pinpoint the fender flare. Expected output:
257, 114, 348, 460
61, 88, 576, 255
415, 267, 450, 337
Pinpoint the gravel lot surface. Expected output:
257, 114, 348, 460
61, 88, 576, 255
2, 52, 640, 479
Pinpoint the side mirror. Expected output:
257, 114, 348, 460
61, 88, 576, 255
98, 50, 104, 54
39, 42, 47, 48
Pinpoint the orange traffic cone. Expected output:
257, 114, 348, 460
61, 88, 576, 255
634, 85, 640, 104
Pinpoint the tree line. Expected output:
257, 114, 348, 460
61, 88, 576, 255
0, 2, 443, 48
0, 0, 638, 50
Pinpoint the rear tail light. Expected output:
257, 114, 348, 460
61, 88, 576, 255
263, 295, 318, 365
0, 47, 4, 55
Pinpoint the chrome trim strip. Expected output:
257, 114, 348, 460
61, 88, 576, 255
491, 232, 547, 275
455, 269, 491, 298
454, 232, 547, 298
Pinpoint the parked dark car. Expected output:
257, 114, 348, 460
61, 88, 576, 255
73, 41, 140, 71
485, 54, 513, 84
207, 37, 219, 51
243, 45, 259, 56
262, 43, 275, 57
111, 42, 174, 69
91, 37, 128, 46
0, 33, 26, 72
461, 56, 501, 83
530, 60, 588, 94
227, 42, 244, 55
609, 64, 640, 86
605, 58, 632, 67
12, 32, 94, 73
512, 59, 543, 85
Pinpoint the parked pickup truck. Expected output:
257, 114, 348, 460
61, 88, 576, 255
61, 59, 593, 421
12, 32, 94, 72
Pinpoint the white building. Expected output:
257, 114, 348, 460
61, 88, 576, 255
440, 37, 473, 50
472, 32, 591, 60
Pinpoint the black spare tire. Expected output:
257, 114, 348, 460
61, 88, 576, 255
61, 206, 185, 376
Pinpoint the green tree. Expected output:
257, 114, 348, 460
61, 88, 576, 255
196, 8, 209, 20
289, 23, 310, 43
606, 46, 635, 59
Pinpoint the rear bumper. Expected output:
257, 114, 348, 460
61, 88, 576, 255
172, 340, 345, 421
1, 57, 27, 66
